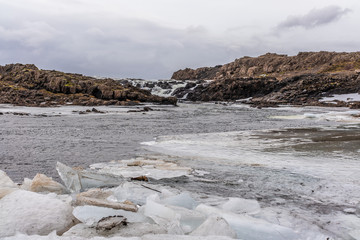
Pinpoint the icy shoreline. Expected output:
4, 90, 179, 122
2, 155, 359, 240
1, 103, 360, 239
1, 160, 305, 240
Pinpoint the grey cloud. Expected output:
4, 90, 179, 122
0, 16, 241, 79
277, 6, 351, 30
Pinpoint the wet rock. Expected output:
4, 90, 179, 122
131, 176, 149, 182
12, 112, 30, 116
91, 107, 105, 113
127, 107, 154, 113
96, 215, 127, 232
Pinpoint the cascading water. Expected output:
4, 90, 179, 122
116, 78, 208, 99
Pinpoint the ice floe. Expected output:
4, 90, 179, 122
90, 159, 192, 180
56, 160, 191, 193
0, 190, 74, 237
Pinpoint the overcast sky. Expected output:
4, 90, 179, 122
0, 0, 359, 79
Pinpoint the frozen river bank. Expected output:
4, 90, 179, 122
1, 103, 360, 239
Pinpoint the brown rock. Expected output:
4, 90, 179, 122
0, 64, 177, 107
172, 51, 360, 80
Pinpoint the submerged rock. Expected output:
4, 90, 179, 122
0, 190, 75, 237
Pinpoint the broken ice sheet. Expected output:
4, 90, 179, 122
56, 162, 125, 192
196, 204, 299, 240
161, 192, 199, 210
190, 215, 237, 238
111, 182, 161, 206
166, 205, 206, 234
57, 159, 191, 193
90, 158, 192, 180
141, 194, 206, 234
56, 162, 82, 192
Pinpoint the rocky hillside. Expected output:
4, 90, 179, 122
177, 72, 360, 108
0, 64, 177, 107
172, 51, 360, 80
171, 51, 360, 108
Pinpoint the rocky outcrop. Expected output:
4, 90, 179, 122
172, 65, 222, 80
0, 64, 177, 107
175, 72, 360, 108
171, 51, 360, 108
172, 52, 360, 80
